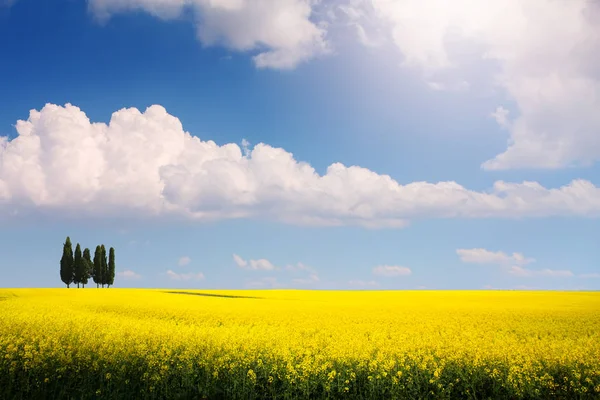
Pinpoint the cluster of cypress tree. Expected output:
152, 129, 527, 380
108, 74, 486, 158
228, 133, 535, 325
60, 236, 116, 288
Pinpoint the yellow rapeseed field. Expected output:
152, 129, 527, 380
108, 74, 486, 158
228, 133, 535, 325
0, 289, 599, 399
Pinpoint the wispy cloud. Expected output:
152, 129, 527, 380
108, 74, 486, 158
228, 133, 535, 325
514, 285, 539, 290
578, 273, 600, 279
482, 284, 500, 290
245, 277, 283, 289
116, 270, 141, 280
508, 266, 574, 278
292, 274, 320, 285
457, 248, 534, 266
373, 265, 412, 277
459, 248, 573, 278
284, 262, 320, 285
178, 256, 191, 267
166, 270, 204, 281
348, 280, 379, 287
1, 0, 16, 8
285, 262, 316, 274
233, 254, 277, 271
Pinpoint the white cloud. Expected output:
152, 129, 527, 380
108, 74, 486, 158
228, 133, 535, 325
178, 256, 191, 266
372, 265, 411, 277
508, 266, 574, 278
240, 138, 251, 157
508, 266, 535, 277
116, 270, 142, 279
245, 276, 282, 288
249, 258, 276, 271
482, 284, 499, 290
491, 106, 510, 129
459, 248, 573, 278
579, 273, 600, 279
76, 0, 600, 167
166, 269, 205, 280
232, 254, 276, 271
457, 248, 534, 266
292, 273, 320, 285
352, 23, 384, 48
88, 0, 329, 69
285, 262, 319, 285
1, 104, 600, 227
232, 254, 247, 268
241, 259, 318, 285
513, 285, 539, 290
426, 80, 470, 92
537, 269, 574, 278
348, 279, 379, 287
363, 0, 600, 169
285, 262, 316, 273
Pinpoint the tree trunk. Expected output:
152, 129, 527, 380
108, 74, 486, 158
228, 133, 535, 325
77, 283, 80, 288
97, 283, 99, 288
67, 284, 70, 288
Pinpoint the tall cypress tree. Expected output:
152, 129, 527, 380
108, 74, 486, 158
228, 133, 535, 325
82, 248, 92, 288
101, 245, 107, 288
73, 243, 83, 288
60, 236, 74, 288
93, 246, 103, 288
108, 247, 116, 288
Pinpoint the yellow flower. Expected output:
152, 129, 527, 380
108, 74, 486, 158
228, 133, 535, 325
0, 288, 598, 398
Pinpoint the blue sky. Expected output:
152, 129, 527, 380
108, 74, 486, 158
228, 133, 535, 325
1, 0, 599, 290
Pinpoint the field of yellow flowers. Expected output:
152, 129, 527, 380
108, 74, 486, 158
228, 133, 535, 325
1, 289, 599, 399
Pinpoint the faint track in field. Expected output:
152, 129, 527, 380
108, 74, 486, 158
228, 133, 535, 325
163, 291, 264, 300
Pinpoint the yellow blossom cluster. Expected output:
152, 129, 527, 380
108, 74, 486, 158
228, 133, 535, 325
0, 289, 599, 399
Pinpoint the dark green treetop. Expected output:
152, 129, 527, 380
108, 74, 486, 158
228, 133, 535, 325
100, 245, 107, 288
60, 236, 74, 288
72, 243, 84, 288
108, 247, 116, 288
82, 248, 92, 288
93, 245, 103, 288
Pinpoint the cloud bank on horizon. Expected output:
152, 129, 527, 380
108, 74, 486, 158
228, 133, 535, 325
0, 103, 599, 228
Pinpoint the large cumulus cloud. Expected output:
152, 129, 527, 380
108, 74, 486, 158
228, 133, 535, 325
1, 103, 599, 227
